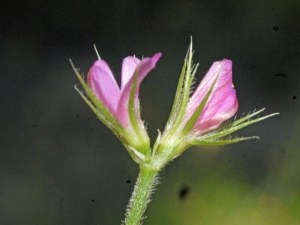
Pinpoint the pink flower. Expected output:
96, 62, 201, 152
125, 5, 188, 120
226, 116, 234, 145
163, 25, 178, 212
185, 59, 238, 135
87, 53, 162, 127
73, 41, 278, 168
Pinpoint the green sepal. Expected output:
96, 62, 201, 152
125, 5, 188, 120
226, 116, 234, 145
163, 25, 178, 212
128, 69, 148, 141
128, 69, 139, 131
164, 38, 199, 136
127, 67, 150, 157
192, 109, 279, 146
181, 66, 220, 136
165, 58, 187, 128
151, 129, 162, 158
192, 136, 258, 146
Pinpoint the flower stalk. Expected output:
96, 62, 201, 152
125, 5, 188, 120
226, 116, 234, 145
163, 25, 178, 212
123, 166, 159, 225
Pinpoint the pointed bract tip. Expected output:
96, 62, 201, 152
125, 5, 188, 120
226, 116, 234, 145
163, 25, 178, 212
93, 44, 101, 60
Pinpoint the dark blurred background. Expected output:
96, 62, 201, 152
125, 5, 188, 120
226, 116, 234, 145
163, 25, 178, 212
1, 0, 300, 224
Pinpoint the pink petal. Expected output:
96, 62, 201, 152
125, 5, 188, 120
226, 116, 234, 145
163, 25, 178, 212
117, 53, 162, 126
134, 53, 162, 86
121, 56, 140, 89
87, 60, 121, 114
193, 86, 238, 134
186, 59, 238, 134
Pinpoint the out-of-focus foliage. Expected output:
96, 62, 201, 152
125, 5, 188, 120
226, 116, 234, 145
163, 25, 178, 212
146, 174, 299, 225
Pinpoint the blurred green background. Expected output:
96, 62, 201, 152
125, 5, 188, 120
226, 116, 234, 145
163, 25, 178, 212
1, 0, 299, 224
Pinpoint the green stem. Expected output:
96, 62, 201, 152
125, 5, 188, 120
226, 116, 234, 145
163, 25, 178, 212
124, 166, 159, 225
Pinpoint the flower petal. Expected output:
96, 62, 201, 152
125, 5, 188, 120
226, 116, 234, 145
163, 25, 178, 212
186, 59, 238, 134
135, 53, 162, 85
87, 60, 121, 114
117, 53, 162, 126
121, 56, 140, 89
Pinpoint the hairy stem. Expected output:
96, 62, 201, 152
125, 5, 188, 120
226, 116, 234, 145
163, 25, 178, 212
124, 166, 159, 225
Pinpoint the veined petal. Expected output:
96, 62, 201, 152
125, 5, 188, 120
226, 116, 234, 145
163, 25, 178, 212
117, 53, 162, 126
185, 59, 238, 134
87, 60, 121, 114
121, 56, 140, 89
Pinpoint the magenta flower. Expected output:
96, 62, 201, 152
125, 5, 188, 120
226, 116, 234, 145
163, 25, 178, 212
72, 52, 161, 164
87, 53, 162, 127
184, 59, 238, 135
151, 41, 278, 171
73, 39, 278, 170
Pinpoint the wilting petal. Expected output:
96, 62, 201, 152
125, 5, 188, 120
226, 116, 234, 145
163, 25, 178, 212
186, 59, 238, 134
87, 60, 121, 114
117, 53, 162, 126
